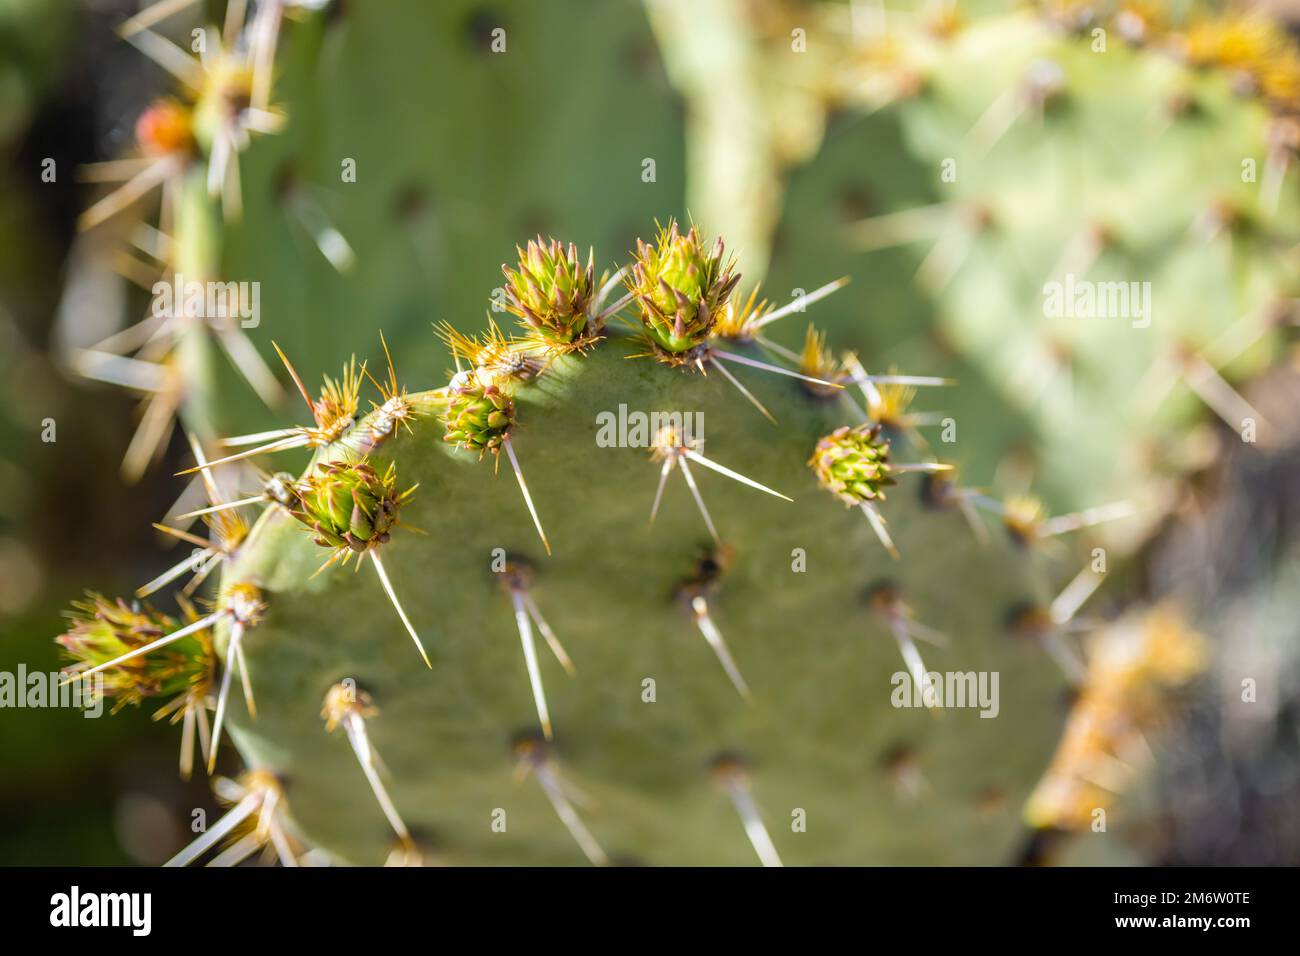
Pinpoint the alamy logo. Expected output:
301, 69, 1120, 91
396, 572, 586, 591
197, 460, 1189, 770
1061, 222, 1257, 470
151, 272, 261, 328
595, 404, 704, 448
0, 665, 103, 717
891, 670, 1000, 718
1042, 273, 1151, 329
50, 886, 151, 936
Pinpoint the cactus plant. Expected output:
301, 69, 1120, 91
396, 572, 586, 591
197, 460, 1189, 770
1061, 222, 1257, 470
60, 208, 1204, 865
48, 0, 1279, 866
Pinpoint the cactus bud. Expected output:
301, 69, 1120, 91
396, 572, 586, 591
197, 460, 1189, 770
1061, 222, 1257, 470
627, 220, 739, 360
808, 424, 896, 505
502, 238, 598, 350
290, 460, 412, 554
440, 369, 517, 455
57, 594, 214, 710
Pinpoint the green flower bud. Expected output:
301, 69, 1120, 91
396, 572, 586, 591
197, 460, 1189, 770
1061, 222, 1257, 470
502, 237, 598, 350
808, 424, 896, 505
57, 594, 214, 712
291, 459, 411, 554
628, 220, 740, 359
440, 369, 517, 454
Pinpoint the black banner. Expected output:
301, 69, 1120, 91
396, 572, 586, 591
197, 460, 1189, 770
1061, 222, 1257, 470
0, 865, 1278, 942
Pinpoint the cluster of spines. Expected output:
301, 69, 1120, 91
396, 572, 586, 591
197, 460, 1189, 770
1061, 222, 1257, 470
58, 594, 213, 708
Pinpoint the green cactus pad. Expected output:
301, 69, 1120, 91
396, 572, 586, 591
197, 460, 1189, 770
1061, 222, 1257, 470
215, 332, 1074, 865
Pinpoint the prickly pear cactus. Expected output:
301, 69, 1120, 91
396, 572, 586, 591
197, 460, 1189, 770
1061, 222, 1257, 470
218, 349, 1051, 864
55, 0, 1222, 866
63, 208, 1152, 865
